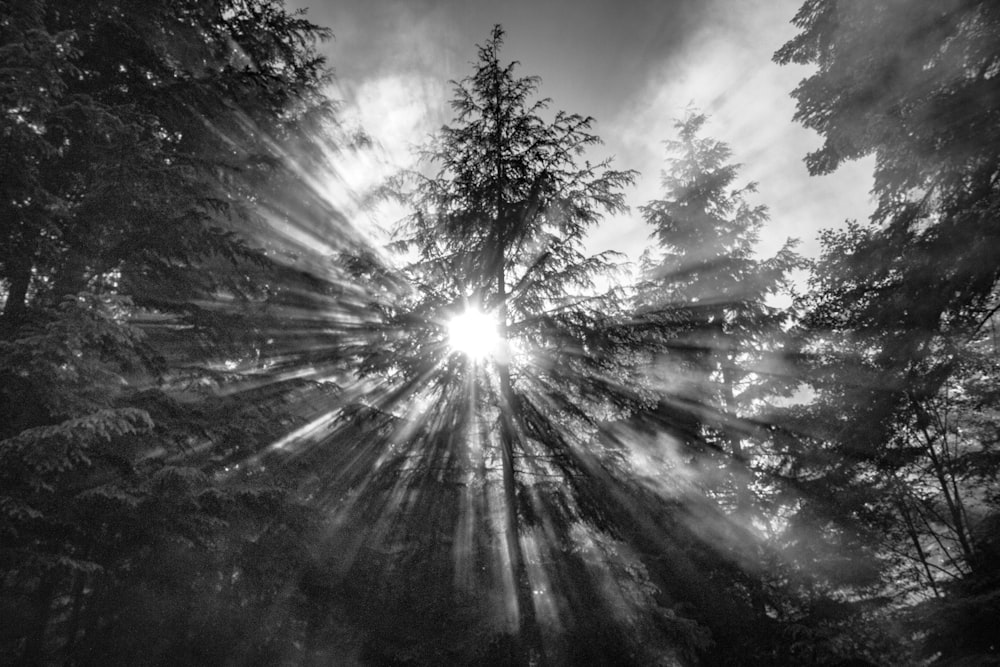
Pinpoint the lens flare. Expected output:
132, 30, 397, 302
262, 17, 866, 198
447, 308, 501, 360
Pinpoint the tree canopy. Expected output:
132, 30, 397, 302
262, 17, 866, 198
2, 2, 999, 665
775, 1, 1000, 663
0, 1, 362, 663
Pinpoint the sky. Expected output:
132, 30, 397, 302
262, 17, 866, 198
289, 0, 876, 267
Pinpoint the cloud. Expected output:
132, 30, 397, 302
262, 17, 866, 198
304, 0, 466, 82
295, 0, 876, 268
603, 0, 876, 262
338, 73, 450, 171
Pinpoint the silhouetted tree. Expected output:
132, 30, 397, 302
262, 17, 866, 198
775, 0, 1000, 414
777, 1, 1000, 662
0, 1, 354, 663
331, 25, 717, 665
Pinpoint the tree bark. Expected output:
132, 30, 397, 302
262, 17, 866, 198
897, 497, 941, 596
496, 264, 543, 664
2, 251, 33, 328
920, 423, 974, 562
720, 354, 767, 618
491, 57, 542, 660
23, 573, 57, 666
61, 569, 89, 661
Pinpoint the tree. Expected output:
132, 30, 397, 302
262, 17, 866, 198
397, 24, 637, 596
635, 112, 803, 518
775, 0, 1000, 410
0, 1, 357, 662
777, 2, 1000, 660
326, 25, 720, 664
628, 113, 877, 664
1, 0, 332, 325
783, 223, 1000, 665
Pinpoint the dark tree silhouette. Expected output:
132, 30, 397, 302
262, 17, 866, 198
321, 25, 720, 665
776, 0, 1000, 401
0, 1, 358, 663
778, 1, 1000, 663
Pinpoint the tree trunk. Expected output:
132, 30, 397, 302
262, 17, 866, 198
2, 251, 34, 328
496, 280, 543, 664
897, 497, 941, 597
721, 365, 752, 517
720, 359, 767, 618
61, 569, 89, 662
921, 424, 974, 562
51, 248, 91, 303
23, 573, 57, 666
490, 54, 543, 662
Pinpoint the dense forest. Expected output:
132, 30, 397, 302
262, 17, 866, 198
1, 0, 998, 665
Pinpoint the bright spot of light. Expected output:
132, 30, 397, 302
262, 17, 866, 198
447, 308, 501, 361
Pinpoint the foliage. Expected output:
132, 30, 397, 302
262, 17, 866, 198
626, 113, 910, 665
776, 0, 1000, 402
375, 24, 639, 402
331, 25, 731, 664
0, 0, 353, 663
634, 112, 804, 510
2, 0, 998, 662
777, 1, 1000, 662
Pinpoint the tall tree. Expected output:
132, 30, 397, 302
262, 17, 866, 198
629, 113, 831, 662
784, 222, 1000, 665
775, 0, 1000, 405
398, 25, 636, 617
0, 1, 358, 663
635, 112, 803, 522
1, 0, 333, 325
777, 2, 1000, 661
332, 26, 716, 665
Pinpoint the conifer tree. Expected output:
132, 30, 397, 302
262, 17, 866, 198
625, 113, 827, 662
775, 0, 1000, 428
337, 26, 716, 664
777, 3, 1000, 662
0, 1, 351, 662
635, 113, 803, 521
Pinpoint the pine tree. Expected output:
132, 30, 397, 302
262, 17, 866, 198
0, 1, 351, 662
628, 113, 822, 661
328, 26, 721, 665
635, 112, 803, 521
398, 27, 636, 620
775, 0, 1000, 424
777, 2, 1000, 661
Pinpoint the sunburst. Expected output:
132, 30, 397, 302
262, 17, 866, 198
447, 307, 502, 361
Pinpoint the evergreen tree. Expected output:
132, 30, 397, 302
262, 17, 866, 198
783, 222, 1000, 665
0, 0, 334, 326
777, 2, 1000, 661
775, 0, 1000, 424
630, 113, 848, 664
635, 112, 803, 519
0, 1, 356, 662
324, 26, 718, 665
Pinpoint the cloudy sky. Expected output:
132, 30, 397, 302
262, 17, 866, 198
289, 0, 876, 265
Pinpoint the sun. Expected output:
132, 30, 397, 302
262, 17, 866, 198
447, 308, 501, 361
